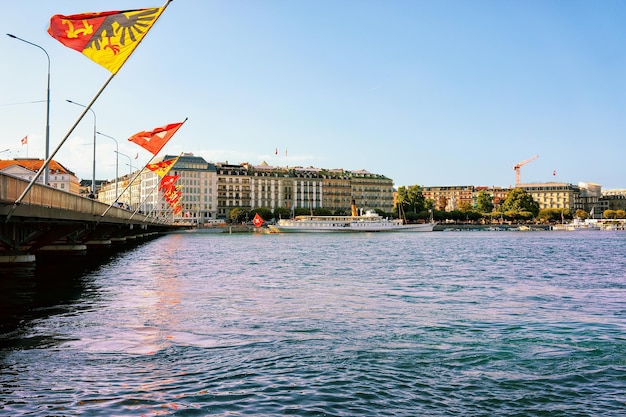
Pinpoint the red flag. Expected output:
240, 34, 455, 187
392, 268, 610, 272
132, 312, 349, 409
21, 135, 28, 145
553, 170, 556, 177
128, 121, 185, 155
275, 148, 278, 155
159, 174, 180, 191
48, 7, 164, 74
253, 213, 264, 227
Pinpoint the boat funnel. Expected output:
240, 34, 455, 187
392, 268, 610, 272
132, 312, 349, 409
351, 199, 358, 217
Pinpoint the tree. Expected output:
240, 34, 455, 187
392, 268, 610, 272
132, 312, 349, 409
274, 207, 291, 219
575, 209, 588, 220
396, 185, 426, 214
538, 208, 570, 223
604, 209, 616, 219
229, 207, 249, 223
458, 201, 473, 212
499, 188, 540, 218
294, 208, 312, 216
476, 190, 494, 214
313, 208, 332, 216
251, 207, 272, 221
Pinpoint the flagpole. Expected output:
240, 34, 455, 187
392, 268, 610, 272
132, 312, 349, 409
129, 179, 161, 220
5, 0, 175, 222
128, 151, 183, 220
101, 147, 183, 218
6, 73, 117, 221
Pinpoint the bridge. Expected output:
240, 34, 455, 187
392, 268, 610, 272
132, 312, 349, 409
0, 173, 178, 264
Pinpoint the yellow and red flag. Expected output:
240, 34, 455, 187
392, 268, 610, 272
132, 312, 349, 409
146, 156, 179, 178
128, 121, 185, 155
159, 174, 180, 191
48, 7, 164, 74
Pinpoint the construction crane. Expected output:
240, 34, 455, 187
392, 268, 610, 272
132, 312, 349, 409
513, 154, 538, 186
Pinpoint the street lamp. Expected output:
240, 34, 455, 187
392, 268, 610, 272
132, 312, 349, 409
7, 34, 51, 185
115, 150, 134, 209
66, 99, 96, 196
96, 131, 119, 202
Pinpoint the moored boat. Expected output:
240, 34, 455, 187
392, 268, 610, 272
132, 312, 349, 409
269, 201, 436, 233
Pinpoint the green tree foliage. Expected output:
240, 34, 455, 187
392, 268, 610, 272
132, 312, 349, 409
294, 208, 312, 216
313, 208, 333, 216
538, 208, 570, 223
476, 190, 494, 213
273, 207, 291, 219
396, 185, 426, 213
499, 188, 540, 218
229, 207, 249, 223
251, 207, 272, 221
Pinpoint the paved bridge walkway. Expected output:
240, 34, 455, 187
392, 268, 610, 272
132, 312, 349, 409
0, 173, 176, 264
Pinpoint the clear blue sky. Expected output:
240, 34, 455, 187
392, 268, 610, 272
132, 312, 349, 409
2, 1, 625, 189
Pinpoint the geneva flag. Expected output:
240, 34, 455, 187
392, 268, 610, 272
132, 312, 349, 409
128, 121, 185, 155
146, 156, 180, 178
48, 7, 163, 74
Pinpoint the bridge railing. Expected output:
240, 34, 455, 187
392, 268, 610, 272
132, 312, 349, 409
0, 172, 168, 223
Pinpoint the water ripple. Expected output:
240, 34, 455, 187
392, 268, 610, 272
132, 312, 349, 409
1, 231, 625, 416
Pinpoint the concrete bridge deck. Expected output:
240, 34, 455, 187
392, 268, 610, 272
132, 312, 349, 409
0, 173, 177, 264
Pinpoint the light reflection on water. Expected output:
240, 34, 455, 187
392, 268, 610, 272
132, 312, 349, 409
1, 231, 625, 416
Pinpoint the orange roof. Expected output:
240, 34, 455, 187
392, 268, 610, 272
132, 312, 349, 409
0, 159, 75, 175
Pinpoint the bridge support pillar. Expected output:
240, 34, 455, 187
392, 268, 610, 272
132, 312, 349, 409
0, 253, 36, 264
38, 244, 88, 255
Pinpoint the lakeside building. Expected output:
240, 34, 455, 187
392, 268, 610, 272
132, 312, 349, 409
246, 162, 293, 213
216, 162, 251, 220
98, 173, 140, 210
473, 186, 509, 211
14, 154, 617, 222
350, 169, 395, 214
145, 154, 217, 224
422, 186, 474, 211
519, 182, 603, 217
321, 169, 352, 214
0, 158, 80, 194
421, 182, 609, 219
601, 189, 626, 212
98, 155, 396, 222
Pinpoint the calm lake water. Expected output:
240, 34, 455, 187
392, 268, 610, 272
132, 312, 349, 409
1, 230, 625, 416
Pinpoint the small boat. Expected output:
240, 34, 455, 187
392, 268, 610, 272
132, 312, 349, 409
269, 200, 436, 233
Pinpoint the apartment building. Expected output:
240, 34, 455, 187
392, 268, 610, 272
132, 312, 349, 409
350, 170, 395, 214
422, 185, 474, 211
291, 166, 323, 211
245, 162, 292, 211
321, 169, 352, 214
215, 162, 251, 219
0, 158, 80, 194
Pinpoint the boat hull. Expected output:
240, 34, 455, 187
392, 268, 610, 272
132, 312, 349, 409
269, 223, 436, 233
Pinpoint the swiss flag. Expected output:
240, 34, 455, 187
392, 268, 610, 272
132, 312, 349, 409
253, 213, 264, 227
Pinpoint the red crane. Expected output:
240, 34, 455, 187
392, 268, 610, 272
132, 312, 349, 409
513, 154, 538, 186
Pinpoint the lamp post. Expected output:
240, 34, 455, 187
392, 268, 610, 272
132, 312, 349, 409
96, 132, 119, 202
7, 34, 51, 185
66, 99, 96, 196
116, 150, 134, 209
